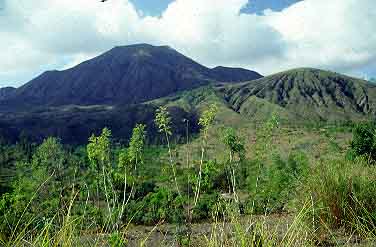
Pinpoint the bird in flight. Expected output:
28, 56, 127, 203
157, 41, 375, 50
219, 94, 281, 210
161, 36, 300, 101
101, 0, 108, 2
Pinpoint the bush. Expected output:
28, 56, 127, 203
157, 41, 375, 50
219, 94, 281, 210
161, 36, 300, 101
350, 123, 376, 161
126, 187, 186, 225
245, 152, 309, 214
192, 193, 219, 222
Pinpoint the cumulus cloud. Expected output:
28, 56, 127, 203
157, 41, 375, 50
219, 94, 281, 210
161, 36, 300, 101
266, 0, 376, 75
0, 0, 375, 87
141, 0, 287, 67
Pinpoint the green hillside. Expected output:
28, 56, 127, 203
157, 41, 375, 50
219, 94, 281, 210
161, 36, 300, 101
220, 68, 376, 122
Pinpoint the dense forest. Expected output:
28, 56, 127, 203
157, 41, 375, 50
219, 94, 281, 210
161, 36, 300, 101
1, 105, 376, 246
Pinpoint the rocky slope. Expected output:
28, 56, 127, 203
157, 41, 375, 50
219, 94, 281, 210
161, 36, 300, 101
219, 68, 376, 122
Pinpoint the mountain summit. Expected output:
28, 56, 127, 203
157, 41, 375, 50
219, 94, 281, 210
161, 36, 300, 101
2, 44, 262, 108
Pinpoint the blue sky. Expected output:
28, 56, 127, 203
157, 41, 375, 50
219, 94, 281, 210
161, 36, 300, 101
0, 0, 375, 87
130, 0, 172, 16
130, 0, 302, 16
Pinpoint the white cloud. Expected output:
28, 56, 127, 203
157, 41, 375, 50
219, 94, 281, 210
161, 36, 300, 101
0, 0, 375, 87
266, 0, 376, 74
140, 0, 287, 67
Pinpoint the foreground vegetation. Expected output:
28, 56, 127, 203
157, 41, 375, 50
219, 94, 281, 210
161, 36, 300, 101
0, 105, 376, 246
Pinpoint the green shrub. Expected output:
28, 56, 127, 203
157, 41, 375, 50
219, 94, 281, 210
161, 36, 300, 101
127, 187, 186, 225
190, 160, 222, 194
192, 193, 219, 222
245, 152, 309, 214
350, 123, 376, 161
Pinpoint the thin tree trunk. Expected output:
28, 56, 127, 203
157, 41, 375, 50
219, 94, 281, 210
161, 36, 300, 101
194, 139, 205, 207
125, 156, 137, 207
118, 165, 127, 222
102, 165, 112, 217
229, 151, 238, 202
166, 132, 180, 196
232, 167, 238, 203
185, 120, 192, 247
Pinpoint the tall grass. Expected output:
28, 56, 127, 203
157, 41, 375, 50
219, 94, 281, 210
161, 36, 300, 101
3, 161, 376, 246
203, 200, 315, 247
301, 156, 376, 244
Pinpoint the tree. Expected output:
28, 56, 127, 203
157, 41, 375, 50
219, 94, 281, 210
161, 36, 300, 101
87, 128, 112, 170
128, 124, 146, 165
220, 127, 245, 202
87, 128, 113, 217
32, 137, 65, 174
194, 104, 218, 206
118, 124, 146, 221
155, 106, 180, 195
1, 137, 70, 236
221, 128, 245, 163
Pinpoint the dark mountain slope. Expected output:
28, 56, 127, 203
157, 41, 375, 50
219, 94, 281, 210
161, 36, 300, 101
0, 87, 16, 100
2, 44, 262, 109
210, 66, 262, 82
0, 104, 199, 145
220, 68, 376, 122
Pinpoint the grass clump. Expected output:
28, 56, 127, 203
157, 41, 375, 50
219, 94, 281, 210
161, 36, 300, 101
301, 156, 376, 242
